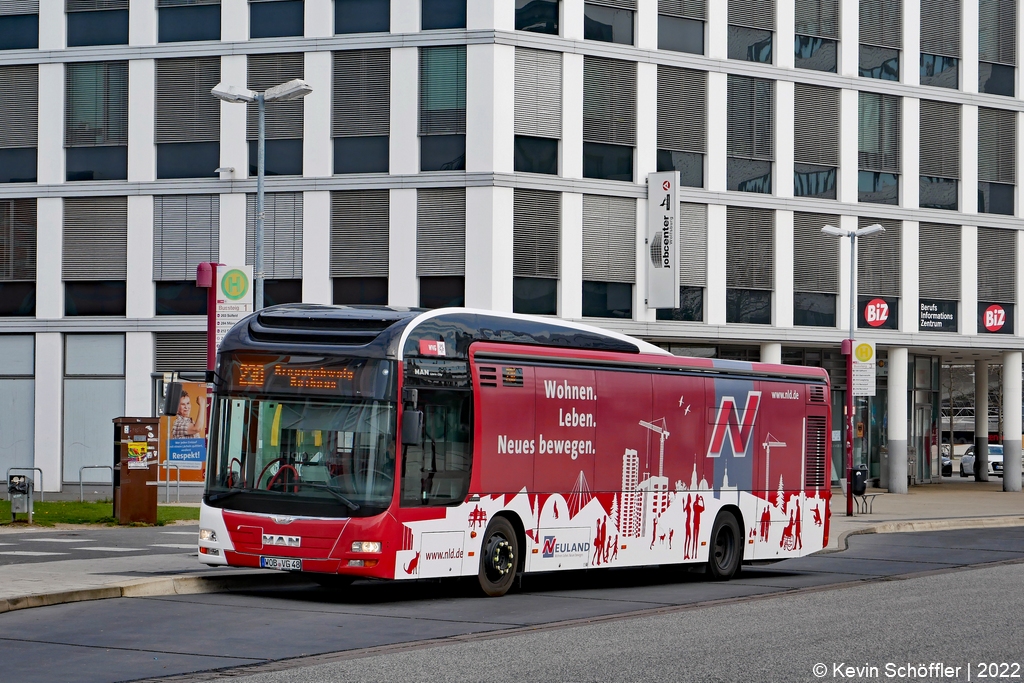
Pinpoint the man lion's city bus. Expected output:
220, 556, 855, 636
196, 306, 831, 597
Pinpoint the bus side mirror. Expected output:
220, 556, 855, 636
163, 382, 183, 416
402, 409, 423, 446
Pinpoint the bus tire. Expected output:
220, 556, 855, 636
478, 517, 518, 597
707, 512, 742, 581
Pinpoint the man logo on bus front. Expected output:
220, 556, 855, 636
706, 393, 762, 458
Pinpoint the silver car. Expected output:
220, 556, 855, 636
960, 444, 1007, 478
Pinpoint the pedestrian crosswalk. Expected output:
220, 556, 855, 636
0, 529, 199, 563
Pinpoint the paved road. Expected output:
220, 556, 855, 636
0, 526, 198, 565
1, 528, 1022, 683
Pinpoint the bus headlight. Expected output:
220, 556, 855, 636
199, 528, 217, 542
351, 541, 381, 553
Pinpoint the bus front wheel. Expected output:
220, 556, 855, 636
478, 517, 518, 597
707, 512, 742, 581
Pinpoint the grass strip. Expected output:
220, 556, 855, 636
0, 501, 199, 527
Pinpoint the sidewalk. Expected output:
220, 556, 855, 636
1, 481, 1022, 615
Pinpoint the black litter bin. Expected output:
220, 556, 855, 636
852, 465, 868, 497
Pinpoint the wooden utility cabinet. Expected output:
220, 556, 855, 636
112, 417, 160, 525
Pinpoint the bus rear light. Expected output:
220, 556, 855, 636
351, 541, 381, 553
199, 528, 217, 542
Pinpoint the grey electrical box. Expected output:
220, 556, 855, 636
9, 474, 33, 523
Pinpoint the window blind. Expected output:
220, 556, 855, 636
978, 227, 1016, 302
659, 0, 705, 20
583, 195, 635, 283
152, 195, 219, 281
513, 189, 560, 279
247, 53, 304, 141
979, 107, 1016, 184
728, 0, 773, 29
157, 0, 218, 6
0, 65, 37, 149
794, 212, 838, 293
330, 190, 389, 278
154, 332, 207, 372
794, 83, 839, 167
727, 206, 773, 290
589, 0, 636, 9
795, 0, 838, 39
920, 99, 960, 179
858, 92, 901, 172
860, 0, 901, 48
679, 202, 707, 287
332, 50, 389, 138
657, 65, 706, 154
419, 46, 466, 136
918, 222, 960, 300
727, 75, 774, 161
66, 0, 128, 10
583, 56, 637, 146
155, 57, 220, 144
0, 0, 38, 15
417, 188, 465, 276
0, 199, 35, 282
920, 0, 961, 57
63, 196, 127, 281
245, 193, 303, 279
65, 61, 128, 148
515, 48, 562, 139
979, 0, 1016, 65
857, 217, 901, 297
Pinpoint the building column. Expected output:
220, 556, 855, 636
962, 225, 978, 334
975, 359, 990, 481
128, 60, 156, 182
760, 343, 782, 364
776, 0, 795, 70
465, 186, 514, 312
900, 220, 918, 333
126, 195, 154, 318
961, 105, 979, 218
1002, 351, 1022, 492
838, 89, 859, 203
901, 97, 920, 208
706, 0, 727, 60
220, 55, 248, 179
562, 53, 584, 180
389, 189, 418, 306
887, 346, 909, 493
467, 44, 514, 174
706, 72, 727, 192
37, 63, 64, 185
706, 204, 727, 325
636, 0, 657, 50
775, 210, 794, 328
468, 0, 513, 30
124, 332, 153, 416
36, 198, 63, 319
219, 193, 247, 266
302, 191, 332, 304
305, 0, 332, 37
902, 0, 920, 86
129, 0, 157, 45
962, 0, 979, 94
222, 0, 248, 41
34, 334, 62, 493
391, 47, 419, 176
563, 0, 583, 41
838, 0, 859, 77
303, 51, 333, 178
560, 192, 583, 318
775, 81, 795, 199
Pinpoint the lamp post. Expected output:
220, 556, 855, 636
822, 223, 885, 517
211, 79, 312, 310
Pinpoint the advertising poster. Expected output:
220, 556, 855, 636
127, 441, 151, 469
161, 381, 209, 477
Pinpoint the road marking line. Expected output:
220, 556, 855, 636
76, 547, 141, 552
160, 531, 199, 536
0, 551, 67, 556
24, 538, 94, 543
149, 544, 197, 549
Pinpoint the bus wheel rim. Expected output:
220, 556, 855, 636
484, 536, 514, 580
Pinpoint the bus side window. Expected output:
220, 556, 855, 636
400, 390, 472, 506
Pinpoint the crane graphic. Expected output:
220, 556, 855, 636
639, 418, 670, 477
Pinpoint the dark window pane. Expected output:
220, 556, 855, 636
728, 25, 772, 63
513, 277, 557, 315
920, 53, 959, 89
264, 279, 303, 306
420, 135, 466, 171
795, 35, 836, 72
656, 286, 703, 321
251, 0, 304, 38
858, 170, 899, 204
248, 139, 303, 176
516, 0, 558, 34
157, 142, 219, 179
0, 282, 35, 316
582, 281, 632, 318
794, 163, 836, 199
584, 142, 633, 181
334, 136, 389, 174
0, 14, 38, 50
67, 9, 128, 46
859, 45, 899, 80
919, 176, 958, 210
0, 148, 37, 184
979, 62, 1015, 96
794, 292, 836, 327
978, 181, 1015, 215
658, 15, 703, 54
155, 281, 207, 315
65, 281, 126, 316
422, 0, 466, 29
158, 5, 221, 42
336, 0, 389, 33
420, 276, 465, 308
726, 288, 771, 324
66, 146, 128, 181
584, 4, 633, 45
514, 136, 558, 175
334, 277, 388, 305
657, 150, 704, 187
727, 158, 772, 193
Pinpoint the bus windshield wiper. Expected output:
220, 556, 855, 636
296, 482, 361, 511
207, 488, 245, 503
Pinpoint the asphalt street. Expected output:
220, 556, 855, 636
1, 527, 1022, 683
0, 526, 199, 566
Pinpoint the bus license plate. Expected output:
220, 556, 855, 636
260, 556, 302, 571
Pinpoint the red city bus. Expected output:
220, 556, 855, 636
197, 306, 831, 596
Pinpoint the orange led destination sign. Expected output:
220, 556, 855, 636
235, 361, 355, 391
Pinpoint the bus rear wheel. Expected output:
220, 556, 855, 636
478, 517, 518, 597
707, 512, 742, 581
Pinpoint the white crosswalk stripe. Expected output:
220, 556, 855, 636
76, 547, 141, 552
24, 538, 94, 543
161, 531, 198, 536
0, 551, 67, 556
149, 544, 196, 549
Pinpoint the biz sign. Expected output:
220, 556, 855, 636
646, 171, 680, 309
978, 302, 1014, 334
215, 265, 254, 349
858, 296, 899, 330
919, 299, 957, 332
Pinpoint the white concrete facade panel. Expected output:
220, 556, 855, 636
465, 186, 514, 312
467, 44, 514, 174
128, 59, 156, 182
302, 190, 332, 304
303, 51, 333, 179
124, 332, 153, 416
962, 225, 978, 335
33, 333, 62, 493
389, 188, 418, 307
305, 0, 333, 38
37, 63, 64, 186
36, 198, 63, 320
126, 195, 155, 319
390, 47, 419, 176
706, 203, 726, 326
222, 0, 248, 42
774, 210, 794, 328
129, 0, 157, 46
220, 55, 249, 179
560, 192, 583, 318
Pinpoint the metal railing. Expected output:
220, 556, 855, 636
162, 463, 183, 503
78, 465, 114, 503
6, 467, 44, 502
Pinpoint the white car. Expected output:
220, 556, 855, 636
959, 444, 1021, 478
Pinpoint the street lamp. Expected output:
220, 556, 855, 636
822, 223, 885, 517
211, 79, 312, 310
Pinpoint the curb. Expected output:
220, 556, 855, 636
819, 515, 1024, 554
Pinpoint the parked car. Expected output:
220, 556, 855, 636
959, 444, 1023, 478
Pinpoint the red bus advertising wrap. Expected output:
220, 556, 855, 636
197, 306, 831, 596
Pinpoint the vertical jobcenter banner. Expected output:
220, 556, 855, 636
646, 171, 680, 309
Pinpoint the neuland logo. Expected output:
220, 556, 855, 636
542, 536, 591, 558
706, 393, 762, 458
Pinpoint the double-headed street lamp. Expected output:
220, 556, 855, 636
211, 79, 312, 310
822, 222, 885, 517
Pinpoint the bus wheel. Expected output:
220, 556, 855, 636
707, 512, 741, 581
478, 517, 518, 597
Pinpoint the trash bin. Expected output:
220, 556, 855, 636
112, 417, 160, 525
852, 464, 868, 497
8, 474, 33, 523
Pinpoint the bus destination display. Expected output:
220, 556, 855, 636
225, 355, 382, 396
